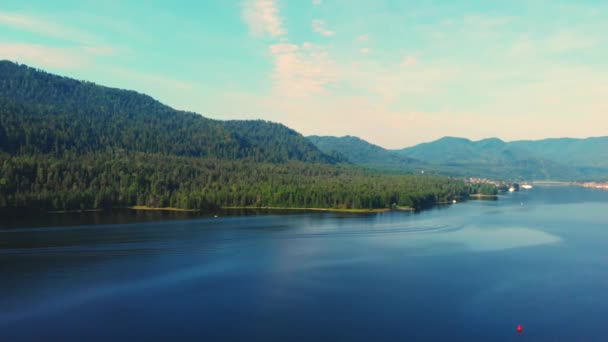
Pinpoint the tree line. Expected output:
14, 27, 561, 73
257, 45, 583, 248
0, 61, 496, 212
0, 152, 490, 211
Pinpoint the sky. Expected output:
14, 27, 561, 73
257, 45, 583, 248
1, 0, 607, 148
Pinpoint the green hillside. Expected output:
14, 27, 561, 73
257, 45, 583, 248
395, 136, 607, 180
0, 61, 484, 211
510, 137, 608, 169
0, 61, 332, 163
307, 135, 420, 171
306, 134, 608, 180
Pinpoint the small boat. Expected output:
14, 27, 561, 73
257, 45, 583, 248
508, 187, 515, 192
521, 184, 533, 189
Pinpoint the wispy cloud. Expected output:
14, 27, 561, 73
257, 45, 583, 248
546, 30, 596, 52
239, 1, 608, 146
104, 67, 196, 91
0, 43, 88, 68
462, 14, 513, 28
312, 19, 335, 36
344, 60, 453, 104
243, 0, 285, 37
0, 11, 98, 44
400, 56, 417, 67
357, 34, 369, 42
312, 0, 322, 5
82, 45, 117, 57
510, 29, 598, 59
0, 11, 120, 68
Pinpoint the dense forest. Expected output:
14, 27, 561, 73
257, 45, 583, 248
0, 61, 332, 163
309, 135, 608, 180
308, 135, 420, 172
0, 61, 493, 212
0, 152, 486, 211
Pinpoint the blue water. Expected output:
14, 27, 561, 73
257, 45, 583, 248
1, 186, 608, 341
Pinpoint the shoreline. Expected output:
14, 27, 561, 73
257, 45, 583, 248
221, 206, 408, 213
578, 182, 608, 191
129, 205, 199, 212
469, 194, 499, 198
38, 204, 432, 215
47, 209, 105, 214
44, 206, 408, 214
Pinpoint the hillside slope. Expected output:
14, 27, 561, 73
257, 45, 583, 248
395, 136, 606, 180
0, 61, 332, 163
307, 135, 420, 171
1, 61, 486, 212
510, 137, 608, 169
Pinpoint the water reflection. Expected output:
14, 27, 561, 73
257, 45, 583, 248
1, 186, 608, 341
441, 226, 561, 251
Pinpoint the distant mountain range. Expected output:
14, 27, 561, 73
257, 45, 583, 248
308, 135, 608, 180
0, 60, 605, 182
307, 135, 420, 171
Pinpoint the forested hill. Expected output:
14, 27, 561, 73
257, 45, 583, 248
395, 136, 608, 180
0, 61, 492, 212
509, 137, 608, 169
0, 61, 332, 163
307, 133, 608, 180
308, 135, 421, 171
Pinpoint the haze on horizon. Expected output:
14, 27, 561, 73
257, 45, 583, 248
1, 0, 606, 149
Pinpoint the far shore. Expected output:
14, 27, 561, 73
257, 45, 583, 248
469, 194, 499, 198
578, 182, 608, 191
42, 205, 419, 214
47, 208, 105, 214
222, 206, 415, 213
129, 205, 199, 212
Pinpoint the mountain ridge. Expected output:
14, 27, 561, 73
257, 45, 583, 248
309, 134, 608, 180
2, 60, 606, 181
2, 60, 482, 212
0, 60, 335, 163
307, 135, 420, 172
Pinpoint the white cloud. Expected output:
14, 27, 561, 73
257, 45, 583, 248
269, 43, 299, 54
312, 0, 322, 5
242, 1, 338, 97
243, 0, 286, 37
269, 42, 338, 97
312, 19, 335, 36
239, 2, 608, 147
400, 56, 417, 67
357, 34, 369, 42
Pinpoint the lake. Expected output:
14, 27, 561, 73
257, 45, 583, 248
2, 186, 608, 341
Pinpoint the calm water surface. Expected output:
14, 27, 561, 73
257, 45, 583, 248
2, 186, 608, 341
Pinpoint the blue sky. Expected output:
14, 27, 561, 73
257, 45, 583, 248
1, 0, 606, 148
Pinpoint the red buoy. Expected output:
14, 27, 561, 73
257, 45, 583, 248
517, 324, 523, 334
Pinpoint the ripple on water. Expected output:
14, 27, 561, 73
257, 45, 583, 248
445, 226, 561, 251
374, 224, 561, 253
